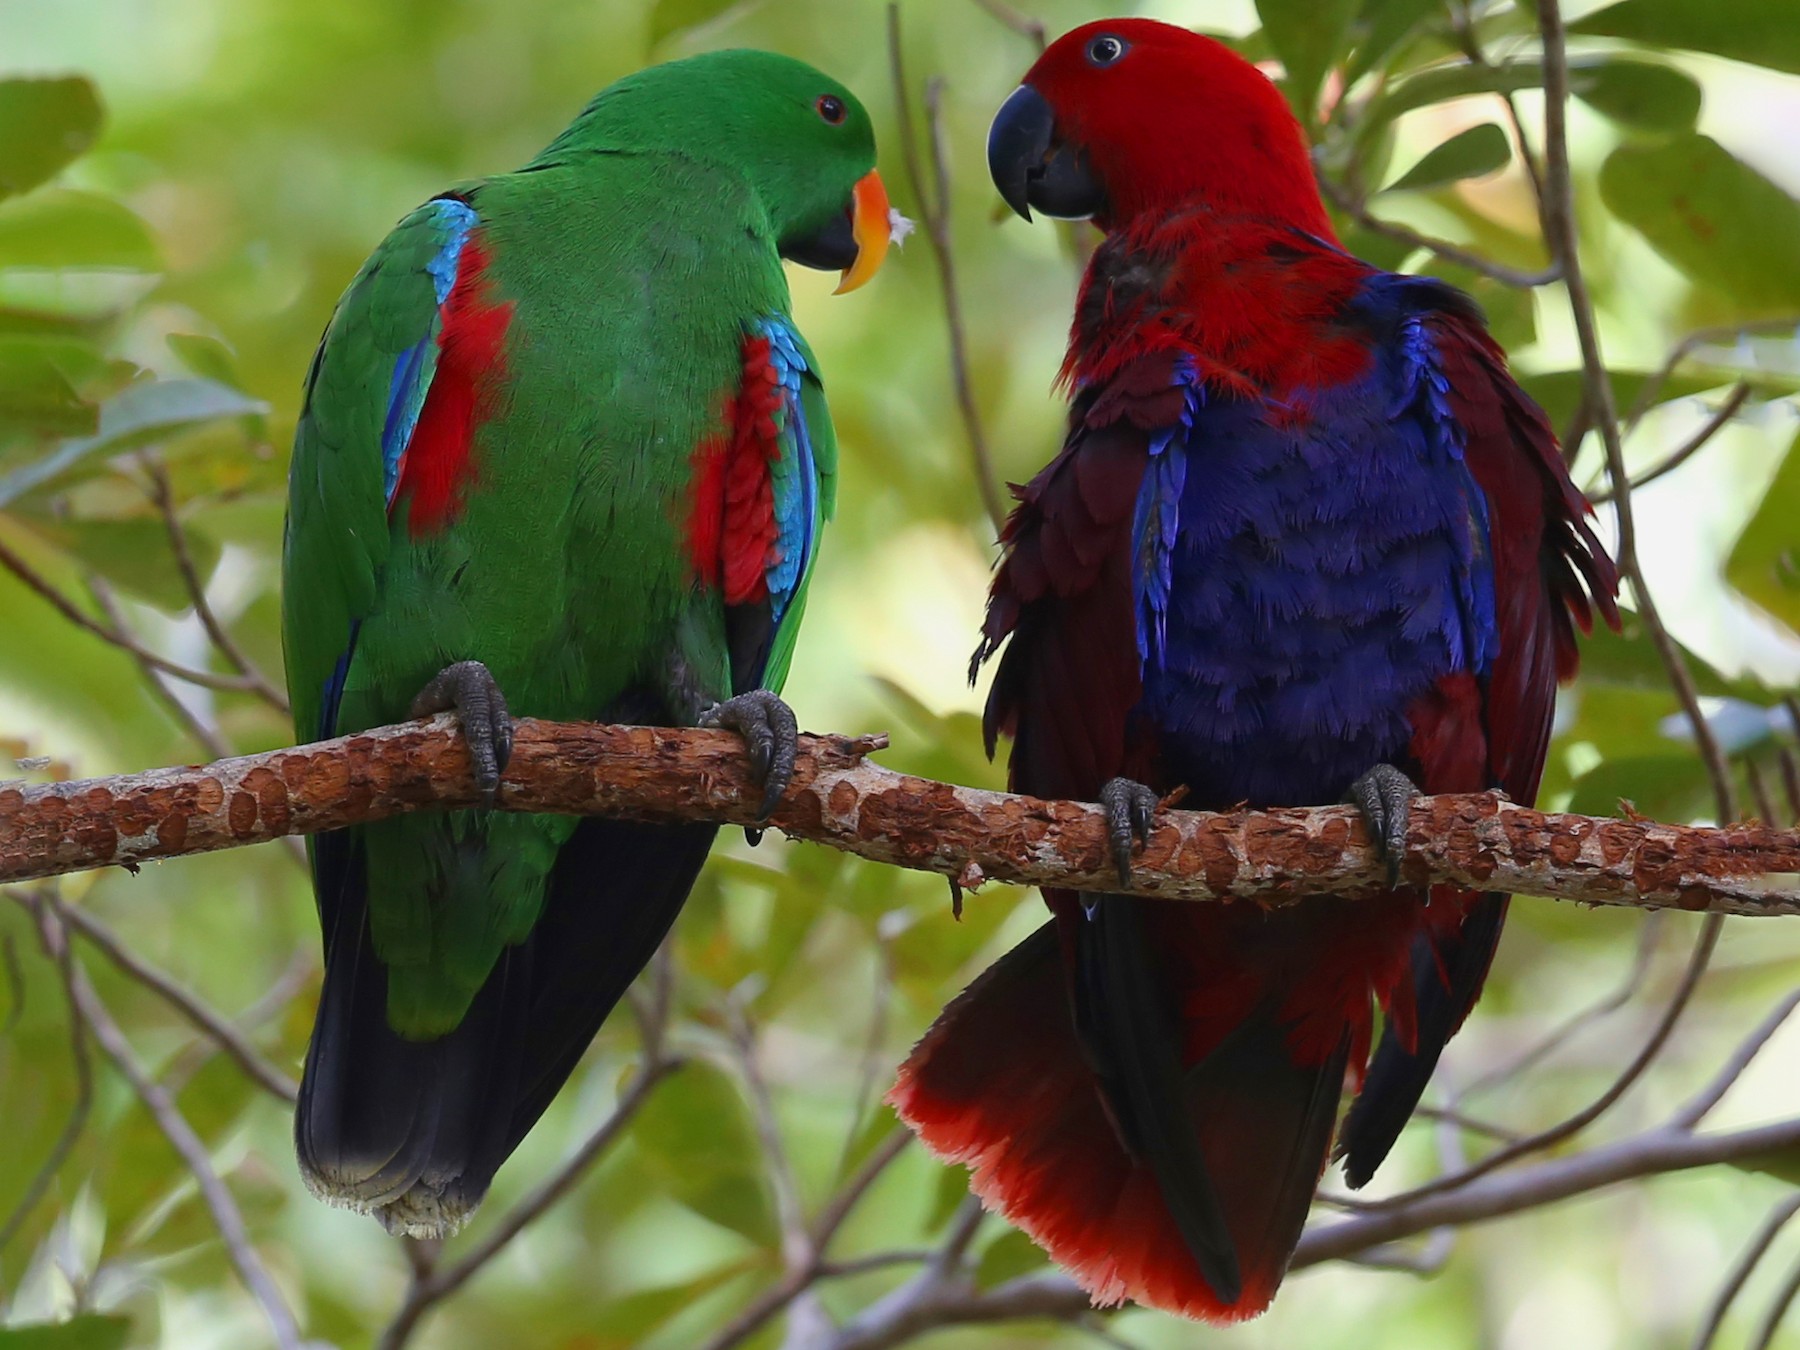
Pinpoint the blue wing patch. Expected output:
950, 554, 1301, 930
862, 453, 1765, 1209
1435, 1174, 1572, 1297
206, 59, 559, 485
757, 315, 820, 632
1396, 311, 1499, 678
318, 197, 476, 739
1131, 356, 1202, 670
379, 197, 478, 504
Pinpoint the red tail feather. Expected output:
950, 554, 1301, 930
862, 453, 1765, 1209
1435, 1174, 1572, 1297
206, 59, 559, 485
890, 910, 1405, 1322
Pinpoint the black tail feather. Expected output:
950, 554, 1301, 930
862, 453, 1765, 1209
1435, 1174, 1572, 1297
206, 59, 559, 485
1337, 893, 1508, 1188
1075, 898, 1241, 1303
294, 816, 716, 1233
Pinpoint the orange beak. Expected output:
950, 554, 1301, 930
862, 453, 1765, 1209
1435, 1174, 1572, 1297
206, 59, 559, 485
834, 170, 893, 294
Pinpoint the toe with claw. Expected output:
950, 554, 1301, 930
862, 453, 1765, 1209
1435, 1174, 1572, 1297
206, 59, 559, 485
701, 689, 799, 820
1098, 776, 1160, 887
1346, 762, 1421, 887
411, 660, 513, 807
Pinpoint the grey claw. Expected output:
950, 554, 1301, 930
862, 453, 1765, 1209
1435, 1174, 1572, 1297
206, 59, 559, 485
701, 689, 799, 821
411, 660, 512, 807
1098, 776, 1159, 886
1346, 763, 1421, 887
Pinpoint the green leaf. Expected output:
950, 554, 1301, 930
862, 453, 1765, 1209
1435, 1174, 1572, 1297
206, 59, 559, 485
0, 340, 96, 437
1726, 428, 1800, 631
0, 377, 266, 508
648, 0, 751, 47
1573, 0, 1800, 77
974, 1227, 1048, 1291
1256, 0, 1360, 122
629, 1061, 776, 1247
1362, 60, 1548, 139
1729, 1147, 1800, 1187
0, 190, 158, 272
1571, 57, 1701, 134
1343, 0, 1442, 88
1577, 615, 1781, 703
167, 333, 242, 388
1567, 752, 1709, 820
28, 514, 222, 613
1518, 366, 1800, 430
0, 1316, 130, 1350
1363, 54, 1692, 146
1383, 123, 1511, 194
1600, 134, 1800, 312
0, 78, 103, 202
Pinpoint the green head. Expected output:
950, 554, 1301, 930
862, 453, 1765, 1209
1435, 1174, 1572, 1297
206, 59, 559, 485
531, 48, 893, 291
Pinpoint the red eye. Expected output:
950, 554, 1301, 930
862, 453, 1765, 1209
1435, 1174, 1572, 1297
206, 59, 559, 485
816, 94, 847, 125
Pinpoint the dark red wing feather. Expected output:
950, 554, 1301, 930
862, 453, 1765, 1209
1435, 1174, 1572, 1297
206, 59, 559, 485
1430, 309, 1620, 803
975, 351, 1182, 798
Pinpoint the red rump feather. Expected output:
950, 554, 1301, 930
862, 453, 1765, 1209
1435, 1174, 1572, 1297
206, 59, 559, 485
396, 234, 512, 536
687, 335, 784, 603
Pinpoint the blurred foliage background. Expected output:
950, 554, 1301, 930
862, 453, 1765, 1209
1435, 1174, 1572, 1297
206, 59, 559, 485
3, 0, 1800, 1346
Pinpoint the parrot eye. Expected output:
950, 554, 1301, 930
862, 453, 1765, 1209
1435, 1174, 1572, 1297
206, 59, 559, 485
816, 94, 847, 125
1085, 34, 1128, 67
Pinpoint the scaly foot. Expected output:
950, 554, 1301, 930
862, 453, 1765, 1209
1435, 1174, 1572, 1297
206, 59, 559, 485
1098, 776, 1160, 887
700, 689, 799, 820
1345, 762, 1421, 887
411, 660, 513, 807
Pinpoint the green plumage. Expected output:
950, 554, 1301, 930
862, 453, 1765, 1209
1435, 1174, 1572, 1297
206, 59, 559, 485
281, 49, 878, 1233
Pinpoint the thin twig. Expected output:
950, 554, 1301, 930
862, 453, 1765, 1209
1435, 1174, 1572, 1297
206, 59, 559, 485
50, 908, 304, 1349
1361, 914, 1720, 1211
702, 1128, 917, 1350
837, 932, 897, 1179
1693, 1194, 1800, 1350
140, 456, 288, 713
1779, 747, 1800, 827
87, 576, 234, 762
1751, 1251, 1800, 1350
1749, 759, 1782, 830
55, 900, 297, 1103
887, 4, 1007, 533
969, 0, 1045, 49
160, 942, 316, 1096
1536, 0, 1739, 825
1316, 173, 1560, 289
1624, 318, 1800, 435
0, 531, 271, 698
376, 1055, 684, 1350
813, 1128, 913, 1252
725, 995, 811, 1271
1591, 383, 1752, 504
819, 1251, 935, 1279
0, 892, 93, 1258
1673, 984, 1800, 1129
1459, 911, 1664, 1100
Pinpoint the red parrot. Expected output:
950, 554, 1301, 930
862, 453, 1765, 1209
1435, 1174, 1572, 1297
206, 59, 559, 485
889, 19, 1619, 1321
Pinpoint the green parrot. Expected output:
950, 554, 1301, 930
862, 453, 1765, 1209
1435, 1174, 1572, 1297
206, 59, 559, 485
281, 48, 895, 1237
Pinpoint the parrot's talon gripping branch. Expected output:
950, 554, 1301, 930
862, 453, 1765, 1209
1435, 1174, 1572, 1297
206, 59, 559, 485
1098, 776, 1160, 886
409, 661, 513, 807
700, 689, 800, 821
1346, 763, 1423, 887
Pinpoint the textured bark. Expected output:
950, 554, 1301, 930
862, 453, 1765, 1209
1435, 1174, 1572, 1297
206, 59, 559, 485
3, 715, 1798, 914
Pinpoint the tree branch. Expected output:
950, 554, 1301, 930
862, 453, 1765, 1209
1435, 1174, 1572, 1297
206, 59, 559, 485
3, 716, 1798, 917
3, 716, 1798, 916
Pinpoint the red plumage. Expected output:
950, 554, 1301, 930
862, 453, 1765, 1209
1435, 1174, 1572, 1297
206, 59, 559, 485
891, 17, 1619, 1323
396, 234, 513, 536
687, 334, 784, 604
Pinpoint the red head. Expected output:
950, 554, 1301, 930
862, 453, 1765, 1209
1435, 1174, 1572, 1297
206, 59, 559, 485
988, 18, 1333, 237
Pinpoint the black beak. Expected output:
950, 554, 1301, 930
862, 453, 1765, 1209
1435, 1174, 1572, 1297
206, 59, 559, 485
780, 208, 858, 271
987, 84, 1105, 223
